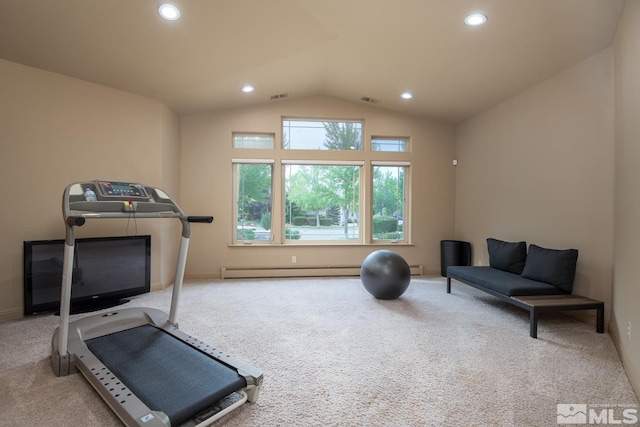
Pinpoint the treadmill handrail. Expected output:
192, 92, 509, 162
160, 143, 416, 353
57, 180, 201, 356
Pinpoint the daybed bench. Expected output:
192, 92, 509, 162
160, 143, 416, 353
446, 238, 604, 338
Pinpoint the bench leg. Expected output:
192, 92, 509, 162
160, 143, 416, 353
446, 277, 451, 293
596, 305, 605, 333
529, 309, 538, 339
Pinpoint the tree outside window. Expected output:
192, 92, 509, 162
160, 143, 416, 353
285, 164, 360, 241
235, 163, 273, 242
283, 119, 362, 150
372, 165, 406, 241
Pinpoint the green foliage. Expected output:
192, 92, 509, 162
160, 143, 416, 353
237, 163, 272, 221
319, 217, 333, 226
260, 212, 271, 230
305, 217, 333, 226
285, 227, 301, 240
285, 196, 302, 223
287, 166, 334, 214
236, 228, 256, 240
372, 166, 404, 218
377, 231, 404, 240
372, 216, 403, 240
291, 216, 334, 226
325, 205, 341, 224
323, 122, 362, 150
372, 215, 398, 234
292, 216, 308, 226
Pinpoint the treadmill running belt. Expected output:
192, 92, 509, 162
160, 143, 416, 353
85, 325, 246, 426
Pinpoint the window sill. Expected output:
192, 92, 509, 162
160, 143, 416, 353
228, 242, 414, 247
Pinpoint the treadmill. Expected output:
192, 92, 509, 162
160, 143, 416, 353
51, 180, 263, 427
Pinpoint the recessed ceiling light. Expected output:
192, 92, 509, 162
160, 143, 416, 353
400, 92, 413, 100
465, 13, 487, 26
241, 85, 255, 93
158, 4, 180, 21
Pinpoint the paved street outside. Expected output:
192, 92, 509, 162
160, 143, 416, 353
238, 225, 359, 241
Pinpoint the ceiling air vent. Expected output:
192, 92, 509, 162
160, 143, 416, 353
360, 96, 379, 104
270, 93, 289, 100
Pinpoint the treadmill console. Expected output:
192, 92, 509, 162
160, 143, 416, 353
96, 181, 149, 199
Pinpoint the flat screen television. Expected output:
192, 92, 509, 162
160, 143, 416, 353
23, 235, 151, 315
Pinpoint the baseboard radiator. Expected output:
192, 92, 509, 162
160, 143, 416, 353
220, 265, 423, 279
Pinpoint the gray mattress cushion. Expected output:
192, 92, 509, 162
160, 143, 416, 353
447, 266, 566, 296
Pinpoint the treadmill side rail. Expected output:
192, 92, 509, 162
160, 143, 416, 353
74, 348, 171, 427
161, 323, 264, 393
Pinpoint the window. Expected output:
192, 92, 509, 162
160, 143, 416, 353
371, 137, 408, 152
372, 163, 408, 241
230, 120, 412, 245
233, 161, 274, 243
233, 133, 275, 149
283, 119, 362, 150
284, 162, 361, 241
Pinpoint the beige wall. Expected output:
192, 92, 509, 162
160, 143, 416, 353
0, 59, 180, 318
455, 29, 640, 394
612, 0, 640, 397
455, 49, 615, 312
179, 95, 456, 276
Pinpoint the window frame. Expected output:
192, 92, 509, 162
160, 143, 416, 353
231, 158, 275, 244
371, 136, 410, 152
229, 120, 413, 246
370, 161, 410, 243
282, 160, 364, 243
282, 118, 363, 151
232, 132, 275, 149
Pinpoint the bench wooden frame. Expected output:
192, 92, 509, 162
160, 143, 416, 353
447, 276, 605, 338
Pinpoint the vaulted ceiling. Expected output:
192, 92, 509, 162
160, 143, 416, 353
0, 0, 625, 124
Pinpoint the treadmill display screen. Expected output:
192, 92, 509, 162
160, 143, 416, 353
97, 181, 149, 199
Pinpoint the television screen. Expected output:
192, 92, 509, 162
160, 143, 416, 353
23, 235, 151, 315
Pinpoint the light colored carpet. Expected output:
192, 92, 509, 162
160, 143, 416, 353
0, 277, 637, 426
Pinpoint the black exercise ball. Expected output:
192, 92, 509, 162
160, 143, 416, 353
360, 250, 411, 299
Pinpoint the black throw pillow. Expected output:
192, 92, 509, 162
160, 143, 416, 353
486, 238, 528, 275
521, 244, 578, 293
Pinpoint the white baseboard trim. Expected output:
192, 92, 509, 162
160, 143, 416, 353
0, 307, 24, 321
219, 264, 424, 279
609, 315, 640, 400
